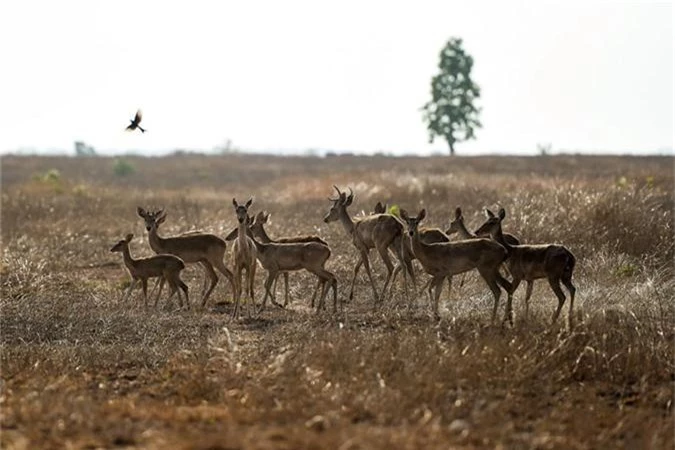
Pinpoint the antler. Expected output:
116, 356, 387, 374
328, 185, 342, 201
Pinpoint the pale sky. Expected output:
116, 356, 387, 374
0, 1, 672, 155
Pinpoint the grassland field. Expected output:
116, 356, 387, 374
1, 153, 673, 449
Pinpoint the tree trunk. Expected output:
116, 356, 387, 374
448, 140, 455, 156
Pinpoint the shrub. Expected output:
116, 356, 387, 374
112, 158, 135, 177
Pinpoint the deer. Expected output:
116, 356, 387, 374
247, 211, 328, 308
400, 208, 513, 322
110, 233, 189, 309
324, 186, 416, 306
243, 218, 339, 314
231, 198, 258, 319
474, 208, 576, 325
137, 207, 236, 308
446, 206, 520, 279
374, 201, 453, 301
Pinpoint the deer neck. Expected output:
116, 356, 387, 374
121, 246, 137, 272
255, 224, 273, 243
338, 207, 356, 236
410, 229, 429, 255
456, 219, 476, 239
493, 226, 513, 254
246, 232, 266, 255
148, 226, 166, 253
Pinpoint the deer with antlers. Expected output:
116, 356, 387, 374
400, 208, 512, 322
324, 186, 415, 305
110, 233, 189, 309
137, 207, 236, 308
474, 208, 576, 324
231, 198, 258, 318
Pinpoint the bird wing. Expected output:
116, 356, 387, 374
134, 109, 142, 123
125, 124, 135, 131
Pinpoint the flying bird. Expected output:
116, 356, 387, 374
125, 110, 146, 133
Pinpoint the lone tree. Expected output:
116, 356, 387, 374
422, 38, 482, 155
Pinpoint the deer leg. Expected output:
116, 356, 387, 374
212, 258, 236, 302
166, 277, 179, 309
201, 262, 220, 308
349, 257, 364, 302
259, 270, 277, 314
141, 279, 149, 309
548, 276, 567, 323
154, 276, 166, 308
523, 280, 534, 320
177, 275, 190, 310
283, 272, 290, 307
309, 278, 322, 308
430, 276, 445, 321
562, 276, 576, 325
478, 269, 503, 324
248, 261, 257, 315
122, 278, 137, 304
377, 244, 396, 304
494, 272, 513, 324
359, 251, 380, 305
271, 272, 286, 308
392, 240, 413, 304
232, 266, 244, 319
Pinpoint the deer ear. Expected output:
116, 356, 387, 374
498, 208, 506, 220
455, 207, 462, 219
418, 209, 426, 221
125, 233, 134, 242
232, 198, 238, 207
345, 194, 354, 207
157, 213, 167, 225
485, 208, 495, 218
246, 198, 253, 208
400, 209, 409, 221
137, 207, 146, 217
374, 202, 384, 214
263, 212, 270, 222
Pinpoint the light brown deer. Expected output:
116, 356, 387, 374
474, 208, 576, 324
446, 206, 519, 280
324, 186, 415, 305
374, 201, 455, 302
245, 222, 339, 314
137, 207, 236, 308
231, 198, 258, 319
400, 209, 512, 321
249, 211, 327, 308
110, 233, 189, 308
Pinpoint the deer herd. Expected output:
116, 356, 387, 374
111, 186, 577, 325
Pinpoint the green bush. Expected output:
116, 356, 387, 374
112, 158, 135, 177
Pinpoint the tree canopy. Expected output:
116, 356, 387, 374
422, 38, 482, 155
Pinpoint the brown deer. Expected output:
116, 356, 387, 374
374, 201, 453, 301
324, 186, 415, 305
245, 222, 339, 314
400, 208, 512, 322
474, 208, 576, 324
231, 198, 258, 319
110, 233, 189, 308
248, 211, 327, 308
137, 207, 236, 308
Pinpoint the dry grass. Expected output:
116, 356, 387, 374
1, 153, 673, 449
